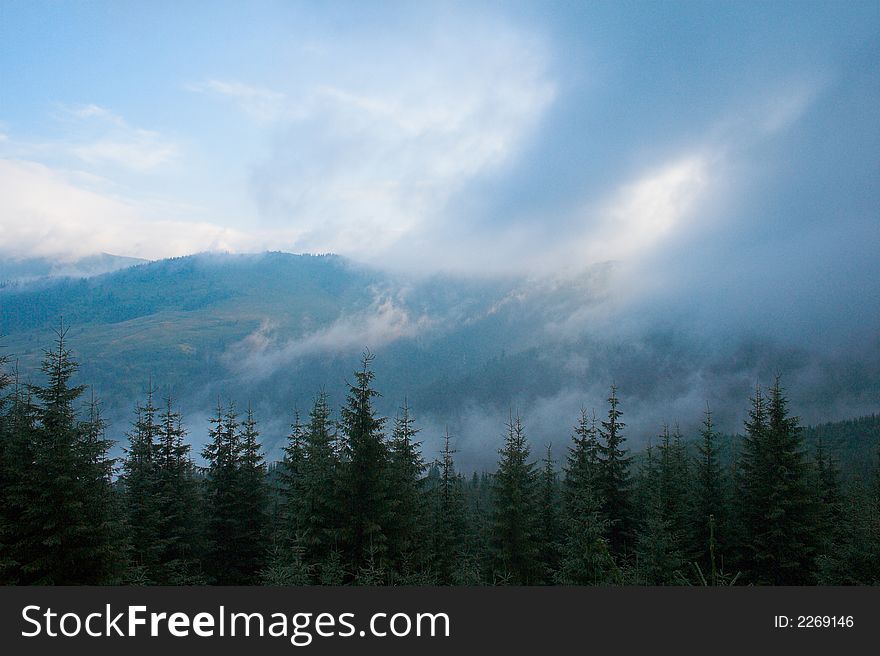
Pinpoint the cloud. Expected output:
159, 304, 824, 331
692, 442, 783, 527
70, 133, 178, 171
225, 292, 432, 381
66, 105, 180, 173
58, 104, 180, 172
1, 104, 180, 175
0, 159, 259, 260
577, 154, 713, 265
185, 80, 287, 121
239, 18, 556, 260
64, 103, 126, 125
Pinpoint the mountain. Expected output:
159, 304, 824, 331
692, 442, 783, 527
0, 251, 877, 469
0, 253, 148, 284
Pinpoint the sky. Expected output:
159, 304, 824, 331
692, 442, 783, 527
1, 1, 878, 302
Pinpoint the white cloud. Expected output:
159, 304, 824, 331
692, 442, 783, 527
198, 19, 558, 260
0, 159, 258, 260
3, 104, 180, 174
584, 154, 712, 263
58, 104, 180, 171
225, 292, 432, 380
64, 103, 126, 125
186, 79, 287, 121
70, 131, 179, 171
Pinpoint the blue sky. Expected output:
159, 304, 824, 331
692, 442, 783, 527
0, 0, 877, 298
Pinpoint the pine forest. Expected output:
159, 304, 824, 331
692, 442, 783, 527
1, 328, 878, 586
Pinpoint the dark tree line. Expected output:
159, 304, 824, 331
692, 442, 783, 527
1, 331, 878, 585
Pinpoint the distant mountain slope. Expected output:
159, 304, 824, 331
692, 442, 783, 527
0, 253, 147, 284
655, 414, 880, 483
0, 251, 876, 468
801, 415, 880, 479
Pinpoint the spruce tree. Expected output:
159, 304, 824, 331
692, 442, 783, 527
657, 425, 690, 564
562, 409, 600, 517
202, 400, 245, 584
733, 384, 768, 575
298, 392, 341, 577
763, 378, 817, 583
385, 400, 428, 581
432, 429, 468, 584
460, 470, 491, 586
21, 327, 118, 583
154, 396, 205, 583
490, 413, 541, 584
233, 405, 269, 583
278, 408, 306, 543
538, 444, 562, 583
121, 389, 163, 583
816, 478, 880, 584
337, 351, 389, 575
0, 371, 38, 584
635, 492, 685, 584
692, 406, 725, 572
738, 378, 817, 584
0, 354, 8, 579
813, 434, 843, 559
261, 541, 313, 585
633, 437, 687, 584
0, 350, 9, 395
597, 385, 632, 558
556, 409, 617, 585
78, 394, 124, 583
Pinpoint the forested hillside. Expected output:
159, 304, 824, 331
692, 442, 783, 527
1, 331, 877, 586
0, 253, 147, 285
1, 251, 877, 470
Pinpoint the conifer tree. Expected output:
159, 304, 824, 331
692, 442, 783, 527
233, 405, 269, 583
733, 384, 768, 575
202, 400, 246, 584
692, 406, 725, 572
763, 378, 817, 583
0, 358, 8, 579
0, 371, 38, 584
813, 434, 843, 558
633, 438, 687, 584
121, 389, 163, 583
538, 444, 561, 582
635, 493, 685, 584
490, 413, 541, 584
597, 385, 632, 558
297, 392, 340, 576
738, 378, 817, 584
657, 425, 690, 563
816, 478, 880, 584
153, 396, 205, 583
337, 351, 389, 575
556, 408, 617, 585
459, 470, 491, 585
385, 400, 428, 580
261, 541, 312, 585
21, 327, 118, 583
318, 549, 347, 585
874, 438, 880, 511
0, 351, 9, 395
0, 355, 22, 583
278, 408, 306, 543
79, 394, 124, 583
568, 409, 600, 493
432, 429, 468, 584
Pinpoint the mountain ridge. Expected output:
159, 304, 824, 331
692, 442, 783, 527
1, 251, 876, 469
